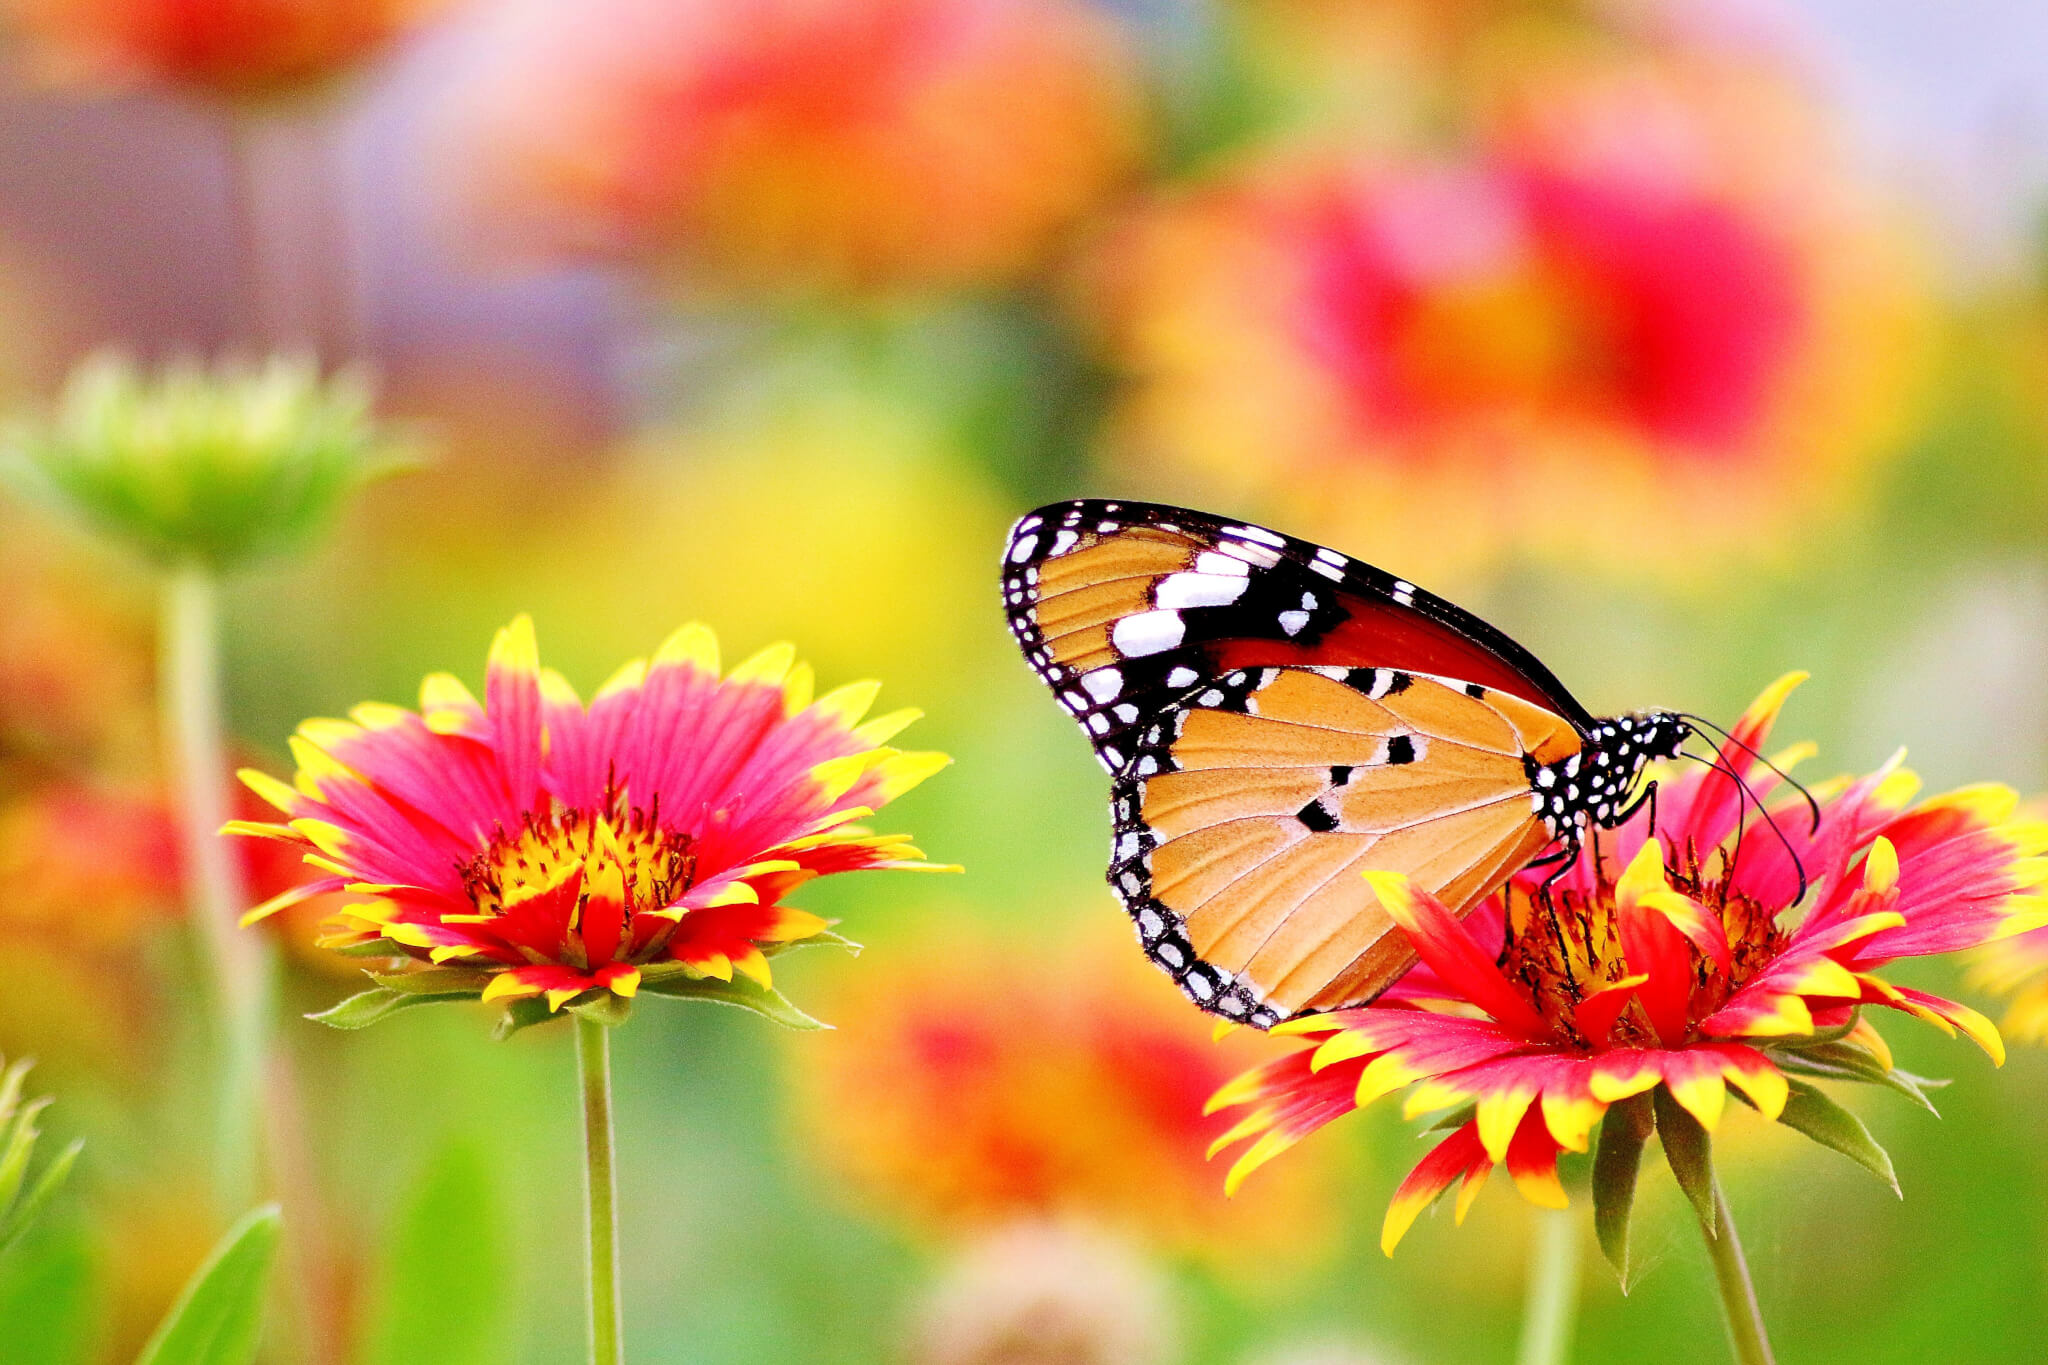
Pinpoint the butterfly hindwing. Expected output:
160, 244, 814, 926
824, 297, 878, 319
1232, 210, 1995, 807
1002, 500, 1595, 775
1109, 665, 1582, 1023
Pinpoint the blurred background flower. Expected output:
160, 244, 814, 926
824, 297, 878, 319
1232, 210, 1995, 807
1, 0, 434, 100
787, 914, 1348, 1274
432, 0, 1148, 298
1081, 41, 1928, 581
907, 1220, 1178, 1365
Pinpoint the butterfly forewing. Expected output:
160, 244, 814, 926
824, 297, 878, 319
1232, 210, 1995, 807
1002, 500, 1594, 775
1111, 666, 1579, 1023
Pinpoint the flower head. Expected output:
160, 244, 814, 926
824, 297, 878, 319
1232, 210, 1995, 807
1210, 675, 2048, 1267
9, 353, 409, 571
789, 918, 1341, 1268
1083, 55, 1925, 581
435, 0, 1144, 296
230, 617, 950, 1033
3, 0, 432, 99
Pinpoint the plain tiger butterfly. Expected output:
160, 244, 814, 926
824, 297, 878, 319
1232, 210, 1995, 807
1001, 499, 1711, 1029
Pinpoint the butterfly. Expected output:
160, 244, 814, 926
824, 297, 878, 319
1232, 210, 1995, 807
1002, 499, 1698, 1029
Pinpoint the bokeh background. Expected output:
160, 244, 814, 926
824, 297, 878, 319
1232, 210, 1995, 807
2, 0, 2048, 1361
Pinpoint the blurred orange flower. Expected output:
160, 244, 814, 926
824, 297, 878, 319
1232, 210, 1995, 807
1083, 50, 1926, 581
2, 0, 434, 98
788, 915, 1344, 1270
437, 0, 1146, 295
0, 781, 181, 1074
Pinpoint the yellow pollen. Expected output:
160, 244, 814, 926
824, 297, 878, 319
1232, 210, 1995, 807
1503, 841, 1785, 1049
461, 802, 694, 920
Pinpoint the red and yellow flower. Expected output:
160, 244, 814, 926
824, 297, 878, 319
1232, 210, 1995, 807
1210, 674, 2048, 1256
789, 917, 1343, 1270
435, 0, 1144, 296
1083, 53, 1926, 582
229, 616, 950, 1027
3, 0, 435, 99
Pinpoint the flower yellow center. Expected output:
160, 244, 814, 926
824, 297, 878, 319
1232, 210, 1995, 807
459, 803, 694, 919
1502, 848, 1784, 1048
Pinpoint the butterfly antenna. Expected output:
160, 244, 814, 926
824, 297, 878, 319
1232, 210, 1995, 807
1679, 747, 1811, 906
1678, 712, 1822, 835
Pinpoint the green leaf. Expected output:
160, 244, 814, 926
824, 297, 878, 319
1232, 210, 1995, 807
360, 1143, 508, 1365
0, 1219, 96, 1365
1652, 1085, 1717, 1232
0, 1138, 81, 1255
637, 974, 828, 1029
0, 1096, 53, 1221
308, 988, 475, 1030
1771, 1042, 1945, 1114
1775, 1079, 1900, 1195
134, 1204, 283, 1365
1592, 1093, 1655, 1290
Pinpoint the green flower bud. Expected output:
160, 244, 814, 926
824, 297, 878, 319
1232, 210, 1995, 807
8, 352, 411, 569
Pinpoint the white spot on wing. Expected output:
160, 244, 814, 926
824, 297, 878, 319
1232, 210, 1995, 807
1165, 666, 1198, 688
1277, 610, 1309, 635
1081, 667, 1123, 702
1228, 524, 1287, 547
1194, 551, 1252, 576
1156, 572, 1249, 610
1008, 533, 1038, 564
1112, 610, 1185, 657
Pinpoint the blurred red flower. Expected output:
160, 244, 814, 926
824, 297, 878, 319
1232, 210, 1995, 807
788, 916, 1345, 1270
3, 0, 434, 98
436, 0, 1146, 295
1084, 52, 1925, 580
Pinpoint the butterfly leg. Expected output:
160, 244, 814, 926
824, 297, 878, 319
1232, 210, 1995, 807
1608, 778, 1659, 835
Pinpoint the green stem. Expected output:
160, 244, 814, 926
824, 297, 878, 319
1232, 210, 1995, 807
160, 562, 272, 1209
1698, 1177, 1775, 1365
577, 1015, 624, 1365
1516, 1205, 1582, 1365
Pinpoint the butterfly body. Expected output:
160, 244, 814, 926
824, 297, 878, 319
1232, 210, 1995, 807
1003, 500, 1690, 1027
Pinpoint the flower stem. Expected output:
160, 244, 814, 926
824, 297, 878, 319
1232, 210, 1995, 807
576, 1015, 624, 1365
1698, 1177, 1775, 1365
161, 561, 272, 1208
1516, 1206, 1582, 1365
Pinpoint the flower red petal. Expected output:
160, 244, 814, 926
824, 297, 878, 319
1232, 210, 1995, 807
1364, 872, 1551, 1038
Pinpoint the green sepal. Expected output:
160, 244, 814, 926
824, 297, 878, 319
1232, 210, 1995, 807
491, 997, 557, 1041
763, 929, 863, 959
1651, 1085, 1716, 1232
1425, 1103, 1478, 1134
1775, 1079, 1900, 1195
308, 987, 477, 1030
1770, 1041, 1946, 1114
1592, 1092, 1655, 1290
567, 991, 634, 1028
369, 967, 494, 996
134, 1204, 283, 1365
638, 973, 828, 1029
329, 939, 407, 960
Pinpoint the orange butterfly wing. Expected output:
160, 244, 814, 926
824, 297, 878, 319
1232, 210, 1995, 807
1112, 666, 1581, 1025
